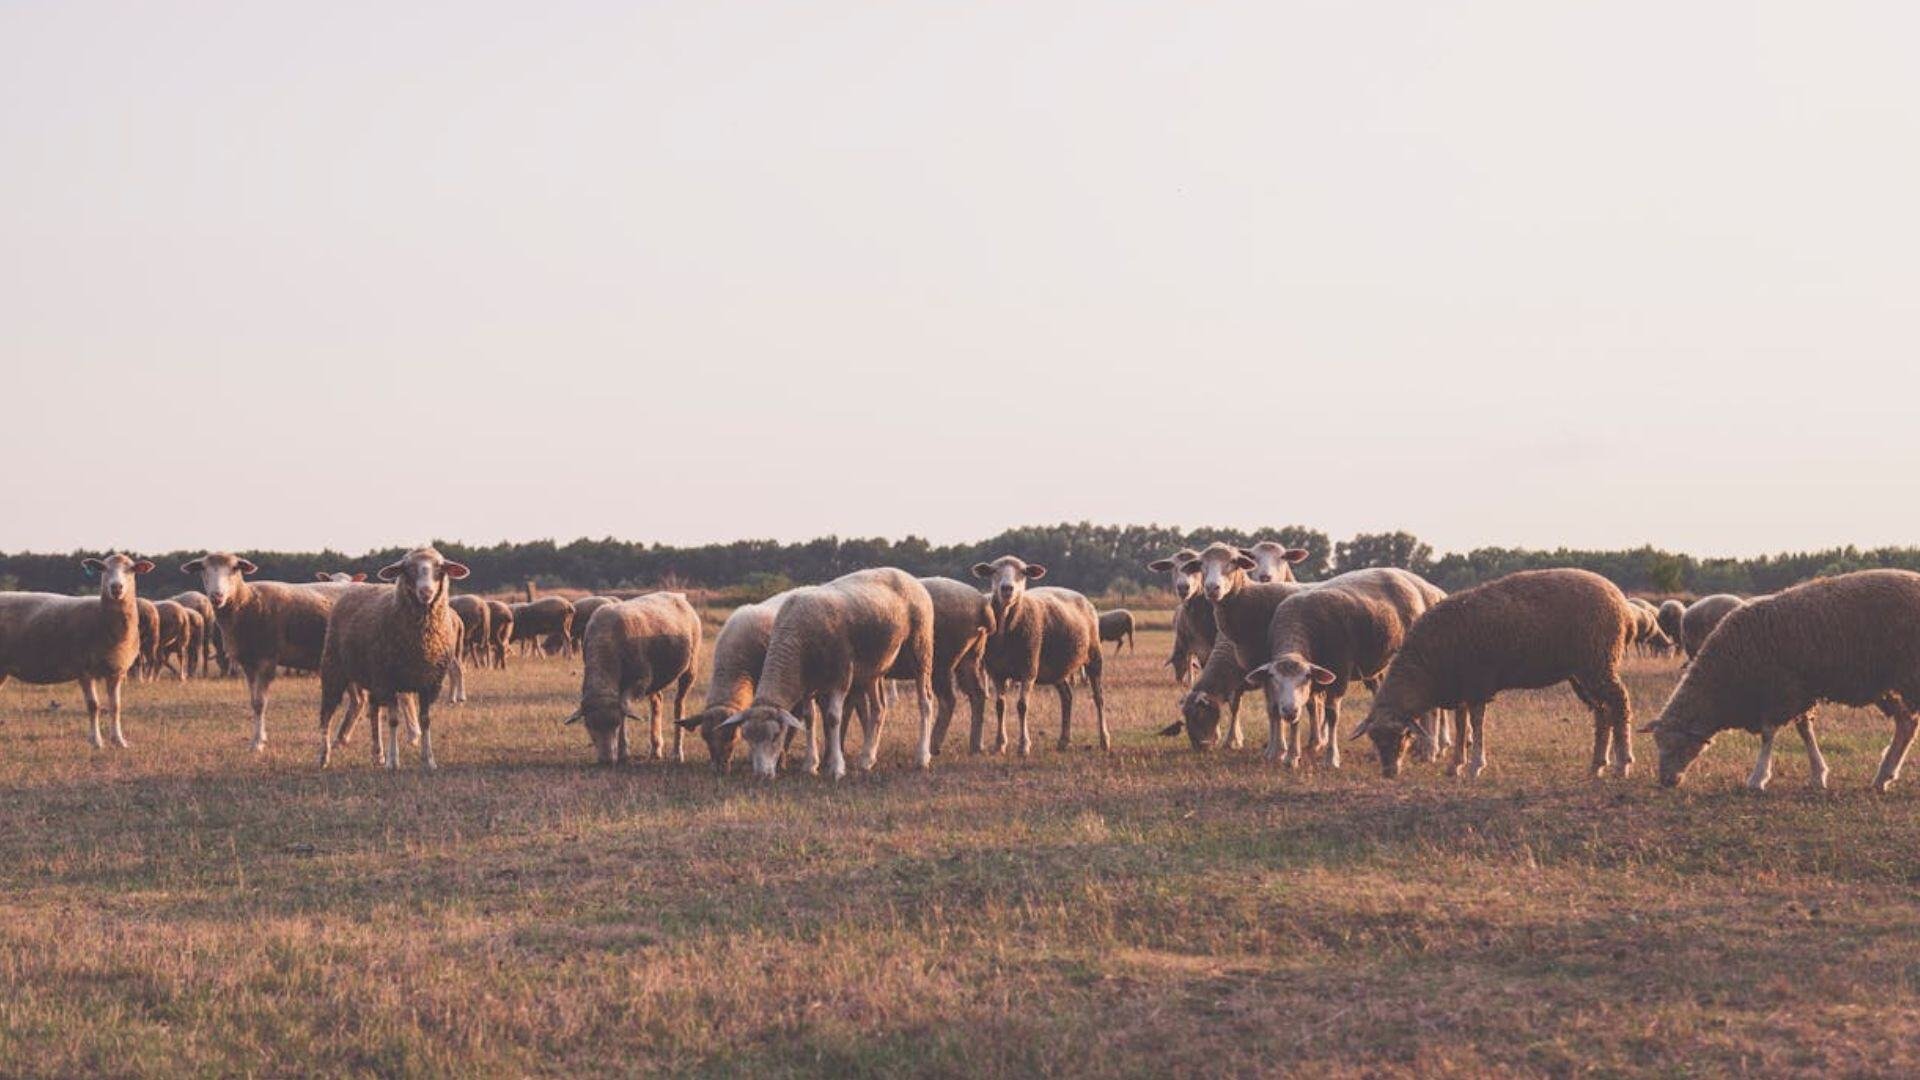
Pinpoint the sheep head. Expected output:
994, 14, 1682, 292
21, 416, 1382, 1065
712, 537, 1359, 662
1245, 542, 1310, 584
1245, 654, 1336, 724
182, 552, 257, 610
972, 556, 1046, 619
1146, 549, 1202, 601
378, 547, 470, 607
1638, 690, 1716, 787
1185, 543, 1255, 603
678, 705, 740, 772
82, 554, 153, 603
1172, 688, 1228, 750
716, 705, 807, 780
1349, 704, 1431, 779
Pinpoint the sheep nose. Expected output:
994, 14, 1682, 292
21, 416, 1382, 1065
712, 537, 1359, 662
997, 586, 1014, 600
1279, 707, 1297, 721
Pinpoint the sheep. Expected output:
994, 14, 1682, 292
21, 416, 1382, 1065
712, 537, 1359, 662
919, 576, 995, 756
167, 591, 219, 676
485, 599, 514, 668
565, 592, 701, 765
717, 568, 935, 780
1350, 568, 1636, 781
1179, 543, 1313, 763
1642, 570, 1920, 793
449, 595, 491, 668
1156, 637, 1248, 751
1657, 599, 1687, 659
316, 547, 469, 770
567, 596, 616, 656
972, 555, 1108, 756
510, 597, 574, 657
0, 553, 154, 747
149, 600, 197, 682
1681, 594, 1749, 660
183, 551, 376, 752
1626, 598, 1673, 658
676, 590, 809, 771
1244, 540, 1311, 583
1097, 609, 1136, 655
1146, 549, 1213, 687
135, 598, 160, 681
1241, 567, 1449, 769
315, 572, 368, 583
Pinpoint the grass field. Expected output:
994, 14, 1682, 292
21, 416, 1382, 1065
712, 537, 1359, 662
2, 613, 1918, 1077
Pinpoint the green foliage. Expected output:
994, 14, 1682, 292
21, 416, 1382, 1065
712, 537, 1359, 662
1335, 531, 1433, 573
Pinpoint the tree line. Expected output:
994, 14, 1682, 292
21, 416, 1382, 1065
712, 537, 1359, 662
2, 524, 1912, 601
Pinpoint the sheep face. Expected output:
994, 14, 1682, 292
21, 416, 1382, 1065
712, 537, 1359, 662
1245, 542, 1309, 584
1352, 707, 1423, 778
183, 552, 259, 610
719, 706, 806, 779
679, 706, 738, 772
1638, 708, 1713, 787
1246, 655, 1335, 723
1176, 689, 1226, 750
1185, 543, 1255, 603
1147, 550, 1201, 601
82, 554, 153, 602
972, 556, 1046, 617
377, 548, 470, 607
570, 701, 628, 765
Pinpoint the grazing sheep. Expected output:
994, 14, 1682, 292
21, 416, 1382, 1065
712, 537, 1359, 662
1180, 543, 1312, 763
1657, 599, 1687, 660
1626, 598, 1672, 658
1643, 570, 1920, 793
168, 591, 219, 676
566, 592, 701, 765
0, 554, 154, 747
1681, 594, 1749, 660
510, 597, 574, 657
919, 576, 995, 756
183, 551, 375, 752
316, 547, 469, 770
315, 572, 368, 583
135, 598, 160, 680
150, 600, 197, 682
567, 596, 616, 656
1097, 609, 1136, 655
485, 599, 514, 668
1242, 568, 1448, 769
1245, 540, 1311, 583
717, 568, 935, 780
1156, 637, 1248, 751
973, 556, 1108, 756
677, 590, 810, 772
449, 595, 491, 668
1146, 550, 1212, 686
1350, 568, 1636, 780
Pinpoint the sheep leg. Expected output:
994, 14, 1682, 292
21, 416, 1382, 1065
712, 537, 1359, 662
1089, 661, 1110, 752
317, 676, 348, 768
1746, 725, 1779, 792
929, 665, 958, 757
379, 702, 403, 770
672, 672, 693, 763
824, 688, 849, 781
1467, 703, 1489, 779
417, 697, 436, 771
1447, 707, 1471, 778
1322, 692, 1343, 769
245, 663, 275, 752
1226, 690, 1244, 750
79, 677, 103, 748
333, 686, 364, 748
800, 697, 821, 775
915, 675, 935, 770
1261, 688, 1287, 766
856, 683, 887, 771
648, 691, 665, 759
1055, 681, 1075, 751
447, 654, 465, 705
1015, 679, 1034, 757
1795, 714, 1829, 790
1872, 701, 1918, 794
1597, 674, 1633, 779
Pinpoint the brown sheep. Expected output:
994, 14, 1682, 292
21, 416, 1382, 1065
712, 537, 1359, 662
1097, 609, 1136, 655
973, 555, 1108, 756
919, 576, 995, 756
566, 592, 702, 765
1156, 637, 1247, 751
1643, 570, 1920, 793
316, 547, 469, 770
1350, 568, 1636, 781
0, 554, 154, 747
676, 590, 810, 772
1180, 543, 1312, 763
150, 600, 197, 682
1681, 594, 1749, 660
567, 596, 617, 656
485, 599, 514, 668
168, 591, 219, 676
510, 597, 574, 656
1147, 550, 1211, 685
1244, 540, 1310, 583
135, 598, 160, 681
1657, 599, 1687, 660
449, 595, 491, 668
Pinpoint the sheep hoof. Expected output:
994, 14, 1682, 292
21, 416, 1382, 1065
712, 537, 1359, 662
1017, 742, 1032, 758
1873, 777, 1895, 794
1447, 762, 1466, 778
1467, 763, 1487, 780
1811, 772, 1830, 791
1055, 738, 1071, 752
250, 739, 267, 753
1614, 763, 1633, 780
112, 736, 130, 749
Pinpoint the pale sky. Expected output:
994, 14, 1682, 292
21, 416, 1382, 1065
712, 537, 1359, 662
4, 2, 1917, 558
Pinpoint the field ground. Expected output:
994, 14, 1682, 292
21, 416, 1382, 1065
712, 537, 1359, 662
2, 612, 1918, 1077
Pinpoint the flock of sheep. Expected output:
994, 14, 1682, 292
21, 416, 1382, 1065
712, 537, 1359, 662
3, 543, 1918, 793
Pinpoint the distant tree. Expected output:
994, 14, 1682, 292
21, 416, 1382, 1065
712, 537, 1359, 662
1335, 531, 1434, 573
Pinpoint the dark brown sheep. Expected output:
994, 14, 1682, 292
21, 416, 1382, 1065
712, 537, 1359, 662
167, 591, 219, 676
1179, 543, 1310, 763
920, 576, 995, 756
1147, 550, 1209, 684
485, 599, 514, 668
1097, 609, 1136, 655
973, 556, 1108, 756
449, 595, 491, 669
1156, 637, 1247, 751
1681, 594, 1749, 660
510, 597, 574, 656
0, 554, 154, 747
567, 596, 617, 656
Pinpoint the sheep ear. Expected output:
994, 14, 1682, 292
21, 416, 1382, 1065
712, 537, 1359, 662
563, 710, 584, 725
1348, 716, 1376, 740
1284, 548, 1310, 564
234, 559, 258, 575
1179, 560, 1202, 575
132, 560, 154, 574
1309, 664, 1338, 686
1024, 564, 1047, 580
181, 559, 204, 575
780, 710, 807, 733
1232, 551, 1258, 571
1243, 663, 1273, 688
1147, 559, 1174, 573
442, 562, 470, 580
352, 572, 369, 582
81, 558, 105, 576
970, 563, 994, 580
718, 712, 748, 731
376, 562, 405, 582
1157, 720, 1185, 737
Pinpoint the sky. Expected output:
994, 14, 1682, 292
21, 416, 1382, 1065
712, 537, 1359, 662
4, 2, 1917, 559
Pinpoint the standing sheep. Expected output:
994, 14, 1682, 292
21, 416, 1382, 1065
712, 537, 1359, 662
973, 556, 1109, 756
449, 595, 491, 669
567, 596, 616, 656
1350, 568, 1636, 780
1242, 567, 1448, 769
717, 568, 935, 780
1643, 570, 1920, 792
1657, 599, 1687, 660
1180, 543, 1312, 763
510, 597, 574, 657
1097, 609, 1136, 655
316, 547, 470, 770
1147, 550, 1213, 687
485, 599, 514, 668
566, 592, 702, 765
1681, 594, 1749, 661
920, 576, 995, 756
0, 554, 154, 747
150, 600, 197, 682
135, 598, 161, 681
677, 590, 810, 771
168, 591, 219, 676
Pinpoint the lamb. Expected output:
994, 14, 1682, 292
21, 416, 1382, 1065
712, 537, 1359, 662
676, 590, 808, 771
1657, 599, 1687, 659
0, 553, 154, 747
1642, 570, 1920, 793
135, 599, 160, 680
449, 595, 491, 668
1244, 540, 1311, 583
183, 551, 376, 752
149, 600, 198, 681
565, 592, 701, 765
167, 591, 219, 676
717, 568, 935, 780
567, 596, 616, 656
510, 597, 574, 657
316, 547, 469, 770
1681, 594, 1749, 660
1156, 637, 1248, 751
1350, 568, 1636, 780
485, 599, 514, 668
919, 576, 995, 755
1241, 567, 1448, 769
973, 556, 1108, 755
1180, 543, 1312, 763
1097, 609, 1136, 655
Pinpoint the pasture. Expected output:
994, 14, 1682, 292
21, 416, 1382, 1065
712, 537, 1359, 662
1, 612, 1915, 1077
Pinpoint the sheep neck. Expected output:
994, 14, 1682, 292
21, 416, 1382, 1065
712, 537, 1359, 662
752, 627, 812, 711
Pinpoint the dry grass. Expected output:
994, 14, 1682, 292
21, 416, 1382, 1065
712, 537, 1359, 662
2, 625, 1918, 1078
